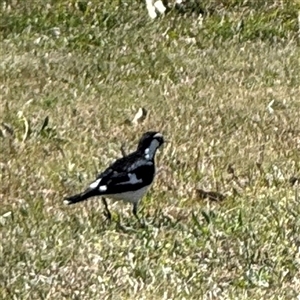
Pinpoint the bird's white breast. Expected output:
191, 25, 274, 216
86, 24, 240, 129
108, 185, 150, 204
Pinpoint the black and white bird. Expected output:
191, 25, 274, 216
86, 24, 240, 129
64, 131, 165, 222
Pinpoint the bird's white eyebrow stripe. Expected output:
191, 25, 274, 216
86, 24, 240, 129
154, 133, 163, 138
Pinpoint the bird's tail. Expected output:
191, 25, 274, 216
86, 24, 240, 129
64, 188, 98, 205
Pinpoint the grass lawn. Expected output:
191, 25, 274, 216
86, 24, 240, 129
1, 0, 300, 299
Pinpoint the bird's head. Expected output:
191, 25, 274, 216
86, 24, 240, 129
137, 131, 165, 160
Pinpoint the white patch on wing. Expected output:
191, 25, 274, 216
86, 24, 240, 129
89, 178, 101, 189
118, 173, 143, 185
108, 185, 150, 204
129, 173, 143, 184
99, 185, 107, 192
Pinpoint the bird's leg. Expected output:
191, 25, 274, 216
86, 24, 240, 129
120, 143, 127, 157
102, 197, 111, 220
132, 203, 139, 221
133, 203, 145, 227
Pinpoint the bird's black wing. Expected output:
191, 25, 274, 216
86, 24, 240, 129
95, 151, 138, 179
65, 148, 155, 204
98, 159, 155, 195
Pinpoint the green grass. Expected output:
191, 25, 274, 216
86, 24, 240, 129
1, 0, 300, 299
